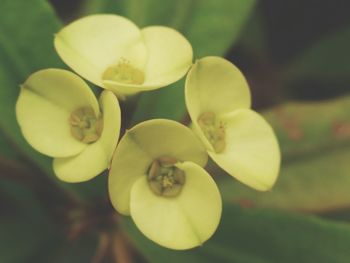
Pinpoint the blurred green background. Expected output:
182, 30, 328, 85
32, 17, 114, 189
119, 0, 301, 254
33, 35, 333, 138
1, 0, 350, 262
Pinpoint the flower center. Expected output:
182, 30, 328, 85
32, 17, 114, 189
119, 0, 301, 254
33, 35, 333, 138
197, 111, 226, 153
102, 59, 145, 85
147, 156, 186, 197
69, 106, 103, 144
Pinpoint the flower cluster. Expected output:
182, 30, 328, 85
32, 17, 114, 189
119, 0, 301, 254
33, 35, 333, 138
16, 15, 280, 250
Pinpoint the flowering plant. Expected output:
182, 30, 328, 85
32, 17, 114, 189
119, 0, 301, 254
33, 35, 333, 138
15, 14, 280, 250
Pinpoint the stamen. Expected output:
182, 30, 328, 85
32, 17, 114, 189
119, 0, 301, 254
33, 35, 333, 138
102, 58, 145, 85
198, 111, 226, 153
69, 106, 103, 144
147, 156, 185, 197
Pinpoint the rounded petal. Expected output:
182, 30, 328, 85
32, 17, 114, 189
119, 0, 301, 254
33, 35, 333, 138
108, 132, 152, 215
185, 56, 251, 121
54, 14, 147, 87
210, 109, 281, 191
16, 69, 99, 157
103, 26, 193, 97
54, 91, 121, 182
130, 161, 222, 250
142, 26, 192, 86
108, 119, 208, 215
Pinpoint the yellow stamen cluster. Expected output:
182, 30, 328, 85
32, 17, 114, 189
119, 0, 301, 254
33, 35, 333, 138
198, 111, 226, 153
102, 59, 145, 85
69, 106, 103, 143
147, 156, 186, 197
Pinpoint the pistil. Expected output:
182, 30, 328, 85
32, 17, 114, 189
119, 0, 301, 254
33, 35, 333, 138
69, 106, 103, 143
147, 156, 185, 197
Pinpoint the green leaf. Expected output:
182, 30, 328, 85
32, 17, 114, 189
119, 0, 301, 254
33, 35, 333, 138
83, 0, 256, 122
267, 96, 350, 159
84, 0, 193, 29
123, 204, 350, 263
282, 26, 350, 96
219, 96, 350, 212
0, 0, 63, 176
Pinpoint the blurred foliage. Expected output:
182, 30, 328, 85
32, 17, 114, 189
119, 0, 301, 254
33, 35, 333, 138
0, 131, 18, 158
283, 26, 350, 99
1, 0, 350, 262
0, 179, 98, 262
0, 179, 54, 262
0, 0, 62, 177
260, 0, 350, 65
123, 204, 350, 263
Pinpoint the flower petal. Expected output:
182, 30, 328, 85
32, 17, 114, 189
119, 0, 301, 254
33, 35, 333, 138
210, 109, 281, 191
141, 26, 193, 86
108, 133, 152, 215
53, 91, 121, 182
108, 119, 208, 215
185, 56, 251, 120
54, 14, 147, 87
16, 69, 99, 157
103, 26, 193, 97
130, 161, 222, 250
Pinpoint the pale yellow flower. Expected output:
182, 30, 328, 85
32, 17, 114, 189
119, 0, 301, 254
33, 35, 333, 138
108, 119, 222, 250
54, 14, 193, 99
16, 69, 121, 182
185, 57, 281, 191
